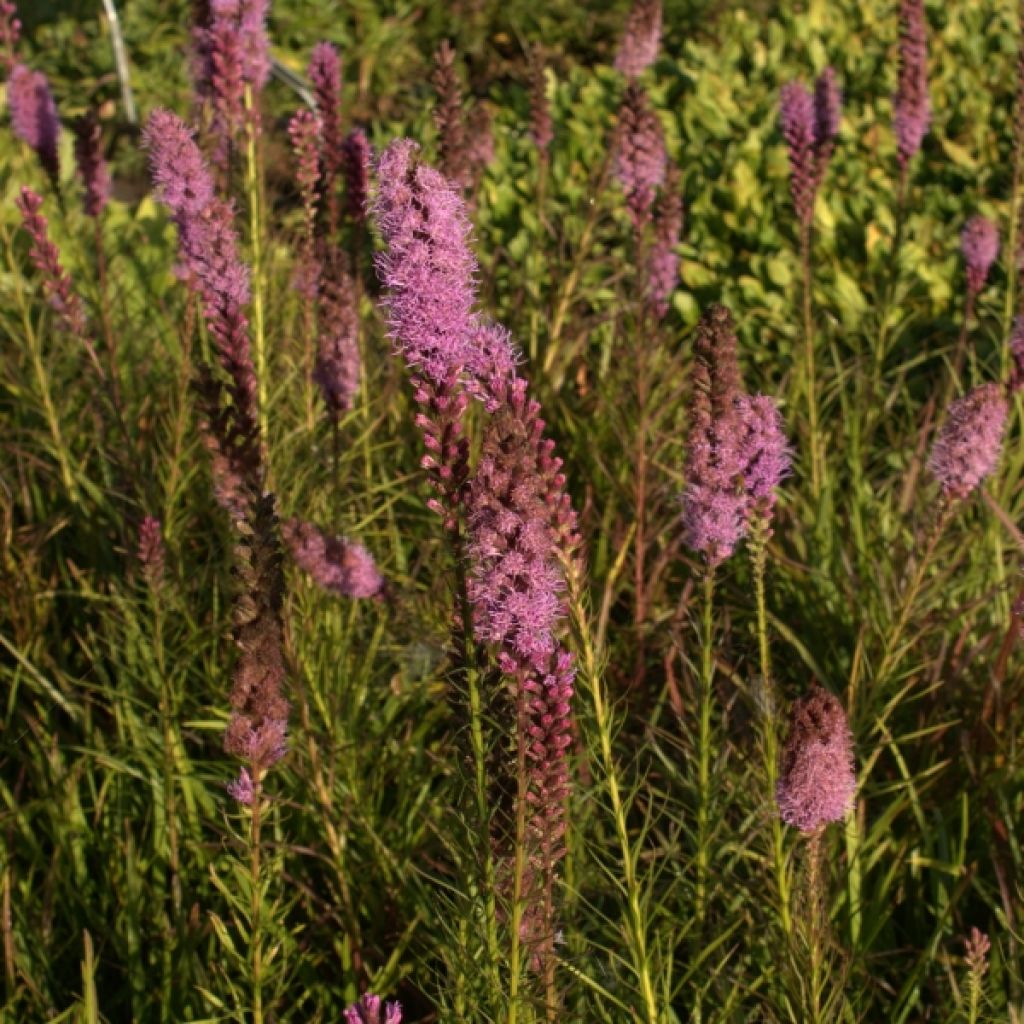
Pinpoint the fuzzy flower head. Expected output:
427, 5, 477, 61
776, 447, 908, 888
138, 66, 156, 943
737, 393, 791, 522
614, 83, 666, 227
614, 0, 662, 79
209, 0, 270, 89
776, 686, 856, 833
8, 63, 60, 181
344, 994, 402, 1024
961, 215, 999, 297
282, 518, 385, 599
779, 81, 816, 229
928, 382, 1008, 499
308, 42, 342, 174
893, 0, 930, 169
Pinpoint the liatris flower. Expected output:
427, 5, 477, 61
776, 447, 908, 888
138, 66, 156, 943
15, 188, 86, 336
313, 249, 360, 418
964, 927, 991, 980
281, 518, 384, 598
682, 304, 749, 564
466, 103, 494, 180
961, 215, 999, 297
737, 392, 791, 525
212, 0, 269, 91
341, 128, 372, 224
344, 994, 402, 1024
779, 81, 816, 230
223, 492, 290, 775
614, 0, 662, 79
893, 0, 930, 171
0, 1, 20, 69
288, 108, 321, 302
528, 49, 553, 154
137, 515, 166, 588
813, 66, 841, 172
646, 166, 683, 320
776, 686, 856, 833
432, 40, 471, 190
614, 83, 666, 227
928, 382, 1008, 499
7, 63, 60, 183
72, 110, 111, 217
144, 109, 262, 513
308, 42, 343, 179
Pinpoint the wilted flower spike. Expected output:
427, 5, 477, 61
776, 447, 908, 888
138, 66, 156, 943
8, 63, 60, 183
344, 994, 402, 1024
737, 393, 791, 523
928, 382, 1008, 499
341, 128, 372, 223
614, 83, 666, 227
432, 40, 471, 189
314, 251, 360, 417
73, 111, 111, 217
893, 0, 930, 169
281, 518, 385, 599
614, 0, 662, 79
528, 50, 553, 153
776, 686, 856, 833
961, 216, 999, 297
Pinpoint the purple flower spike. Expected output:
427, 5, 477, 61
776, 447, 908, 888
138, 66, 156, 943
73, 111, 111, 217
210, 0, 269, 90
614, 83, 666, 227
614, 0, 662, 79
961, 216, 999, 297
314, 252, 360, 418
780, 81, 816, 230
737, 393, 791, 524
344, 994, 402, 1024
227, 767, 255, 805
776, 686, 856, 833
1011, 315, 1024, 393
0, 0, 21, 68
928, 382, 1008, 499
8, 63, 60, 182
308, 42, 343, 176
529, 50, 553, 153
137, 515, 166, 588
281, 518, 385, 599
341, 128, 372, 224
894, 0, 930, 170
646, 167, 683, 320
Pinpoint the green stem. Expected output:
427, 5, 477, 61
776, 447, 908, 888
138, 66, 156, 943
508, 680, 529, 1024
243, 86, 268, 451
695, 568, 716, 928
750, 527, 792, 938
806, 828, 825, 1024
800, 227, 822, 501
250, 770, 264, 1024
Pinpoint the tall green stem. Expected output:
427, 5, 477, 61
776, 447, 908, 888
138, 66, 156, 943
750, 527, 792, 938
249, 770, 264, 1024
800, 227, 822, 501
243, 86, 268, 450
695, 568, 716, 927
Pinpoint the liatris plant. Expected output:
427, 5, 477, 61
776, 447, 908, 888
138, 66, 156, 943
341, 128, 372, 225
776, 686, 856, 834
144, 108, 262, 515
613, 83, 666, 228
893, 0, 930, 190
776, 685, 856, 1023
313, 248, 360, 433
928, 382, 1008, 501
962, 928, 991, 1024
72, 110, 111, 218
308, 42, 344, 234
137, 515, 167, 590
528, 48, 553, 156
645, 165, 683, 320
7, 63, 60, 184
961, 215, 999, 300
432, 41, 470, 190
281, 518, 384, 598
779, 68, 840, 498
614, 0, 662, 79
344, 993, 402, 1024
373, 139, 579, 1012
1011, 315, 1024, 392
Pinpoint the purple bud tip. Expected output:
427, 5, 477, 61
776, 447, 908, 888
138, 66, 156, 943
614, 0, 662, 79
928, 382, 1008, 499
960, 215, 999, 296
776, 686, 856, 833
137, 515, 166, 585
227, 767, 255, 805
343, 994, 403, 1024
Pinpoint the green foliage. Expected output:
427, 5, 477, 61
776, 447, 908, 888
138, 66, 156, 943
1, 0, 1023, 1021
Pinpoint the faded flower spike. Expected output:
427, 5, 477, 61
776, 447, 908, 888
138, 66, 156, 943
776, 686, 856, 833
614, 83, 666, 227
961, 216, 999, 297
614, 0, 662, 79
928, 382, 1008, 500
344, 994, 402, 1024
72, 111, 111, 217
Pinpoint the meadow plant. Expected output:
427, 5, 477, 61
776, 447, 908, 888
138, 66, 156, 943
961, 215, 999, 299
614, 0, 662, 79
645, 165, 683, 320
344, 993, 402, 1024
341, 128, 372, 224
282, 518, 384, 598
928, 383, 1008, 501
432, 41, 471, 191
528, 49, 553, 155
308, 41, 344, 233
72, 111, 111, 218
137, 515, 167, 589
893, 0, 930, 189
